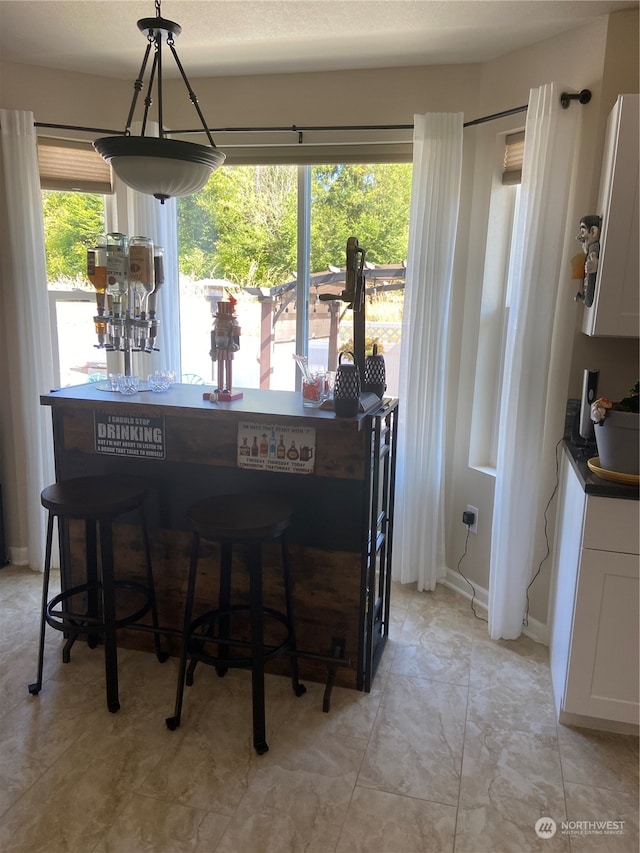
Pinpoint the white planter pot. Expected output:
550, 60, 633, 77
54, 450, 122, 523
594, 410, 639, 474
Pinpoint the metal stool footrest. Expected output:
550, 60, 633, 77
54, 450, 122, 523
45, 580, 155, 634
187, 605, 292, 670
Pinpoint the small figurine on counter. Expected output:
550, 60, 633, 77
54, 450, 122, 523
574, 214, 601, 307
209, 294, 243, 401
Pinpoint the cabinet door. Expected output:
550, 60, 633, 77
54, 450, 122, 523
565, 548, 639, 724
582, 94, 639, 337
549, 455, 586, 717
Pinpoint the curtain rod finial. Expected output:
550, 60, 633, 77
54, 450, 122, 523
560, 89, 592, 110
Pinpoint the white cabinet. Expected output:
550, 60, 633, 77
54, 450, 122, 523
549, 453, 639, 731
582, 94, 639, 338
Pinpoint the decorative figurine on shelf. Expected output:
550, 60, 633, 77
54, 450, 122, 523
574, 214, 601, 307
210, 293, 243, 401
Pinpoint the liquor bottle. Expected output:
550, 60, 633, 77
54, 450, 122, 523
277, 435, 286, 459
147, 246, 164, 351
269, 430, 277, 457
287, 441, 299, 460
106, 232, 128, 315
148, 247, 164, 318
259, 433, 269, 458
87, 241, 108, 344
87, 242, 107, 308
128, 236, 154, 317
239, 437, 250, 456
251, 436, 259, 457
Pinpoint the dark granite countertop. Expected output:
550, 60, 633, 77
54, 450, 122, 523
563, 439, 639, 501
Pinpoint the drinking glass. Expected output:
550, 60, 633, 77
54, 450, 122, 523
117, 375, 140, 395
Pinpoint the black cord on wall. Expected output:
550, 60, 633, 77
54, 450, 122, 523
523, 436, 564, 626
456, 523, 487, 622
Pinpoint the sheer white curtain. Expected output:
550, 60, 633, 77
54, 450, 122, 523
0, 110, 56, 570
108, 122, 182, 378
392, 113, 464, 590
489, 82, 580, 639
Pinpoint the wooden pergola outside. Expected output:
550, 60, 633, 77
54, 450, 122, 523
244, 263, 406, 388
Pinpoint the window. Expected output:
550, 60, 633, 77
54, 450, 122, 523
43, 189, 109, 387
41, 148, 411, 393
470, 130, 523, 471
177, 162, 411, 394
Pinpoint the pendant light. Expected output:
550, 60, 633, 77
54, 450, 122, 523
93, 0, 225, 203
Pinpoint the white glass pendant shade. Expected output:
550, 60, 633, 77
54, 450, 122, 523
94, 136, 225, 201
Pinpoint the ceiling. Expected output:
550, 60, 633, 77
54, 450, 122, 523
0, 0, 637, 81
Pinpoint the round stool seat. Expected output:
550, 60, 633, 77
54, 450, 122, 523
41, 476, 148, 519
187, 494, 293, 542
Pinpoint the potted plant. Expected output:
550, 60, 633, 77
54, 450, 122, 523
591, 381, 639, 475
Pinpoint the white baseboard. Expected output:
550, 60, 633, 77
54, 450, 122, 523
559, 709, 639, 736
442, 567, 488, 613
442, 569, 549, 646
7, 546, 29, 566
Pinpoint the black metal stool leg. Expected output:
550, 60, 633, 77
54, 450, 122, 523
248, 543, 268, 755
28, 512, 55, 696
99, 518, 120, 713
139, 504, 169, 663
216, 541, 233, 677
281, 532, 306, 698
85, 519, 100, 651
166, 531, 201, 730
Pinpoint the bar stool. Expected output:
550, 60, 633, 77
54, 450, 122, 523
166, 493, 306, 754
28, 475, 167, 712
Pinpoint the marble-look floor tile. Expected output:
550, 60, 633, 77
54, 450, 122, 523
216, 764, 357, 853
1, 568, 635, 853
455, 801, 570, 852
563, 781, 639, 852
215, 713, 367, 850
335, 785, 457, 853
459, 721, 565, 812
279, 678, 382, 742
193, 811, 234, 853
262, 695, 368, 777
92, 793, 210, 853
389, 580, 416, 611
358, 673, 467, 804
0, 705, 174, 853
140, 686, 261, 815
557, 724, 639, 793
467, 638, 557, 735
391, 608, 473, 685
0, 676, 108, 818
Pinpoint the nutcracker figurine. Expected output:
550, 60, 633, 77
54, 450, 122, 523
210, 294, 243, 401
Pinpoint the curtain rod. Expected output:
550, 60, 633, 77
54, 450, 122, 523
33, 90, 590, 139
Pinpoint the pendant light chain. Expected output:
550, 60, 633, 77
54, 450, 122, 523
93, 0, 226, 200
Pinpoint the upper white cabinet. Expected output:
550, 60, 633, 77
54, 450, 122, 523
582, 94, 639, 338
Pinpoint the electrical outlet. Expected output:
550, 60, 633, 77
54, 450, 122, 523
464, 504, 479, 534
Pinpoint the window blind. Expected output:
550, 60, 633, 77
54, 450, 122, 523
170, 129, 413, 166
37, 138, 113, 194
502, 130, 524, 185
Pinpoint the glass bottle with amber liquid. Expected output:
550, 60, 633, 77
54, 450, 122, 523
87, 240, 108, 345
259, 433, 269, 458
106, 233, 127, 312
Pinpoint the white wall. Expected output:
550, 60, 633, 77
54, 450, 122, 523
447, 10, 639, 633
0, 9, 637, 637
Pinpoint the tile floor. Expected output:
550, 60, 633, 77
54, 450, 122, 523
0, 565, 637, 853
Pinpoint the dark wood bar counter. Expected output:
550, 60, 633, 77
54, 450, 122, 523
40, 383, 398, 692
